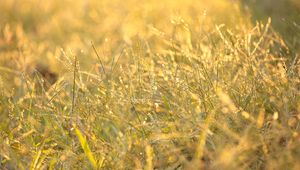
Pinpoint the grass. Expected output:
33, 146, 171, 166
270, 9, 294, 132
0, 0, 299, 169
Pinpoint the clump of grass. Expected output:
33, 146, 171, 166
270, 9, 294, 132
0, 0, 299, 169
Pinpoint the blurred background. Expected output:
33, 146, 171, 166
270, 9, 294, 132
0, 0, 299, 85
241, 0, 300, 50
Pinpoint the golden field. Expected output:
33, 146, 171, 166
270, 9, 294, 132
0, 0, 299, 169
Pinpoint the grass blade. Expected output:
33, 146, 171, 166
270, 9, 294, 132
74, 125, 98, 170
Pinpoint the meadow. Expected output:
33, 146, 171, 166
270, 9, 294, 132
0, 0, 299, 169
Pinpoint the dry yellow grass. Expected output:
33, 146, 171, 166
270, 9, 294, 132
0, 0, 299, 169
